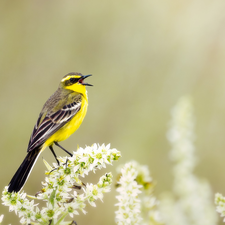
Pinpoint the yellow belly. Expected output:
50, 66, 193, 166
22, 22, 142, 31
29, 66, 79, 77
43, 97, 88, 149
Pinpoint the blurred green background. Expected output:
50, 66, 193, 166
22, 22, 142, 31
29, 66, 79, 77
1, 0, 225, 224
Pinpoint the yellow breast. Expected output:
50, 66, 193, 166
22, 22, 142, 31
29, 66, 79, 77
43, 96, 88, 148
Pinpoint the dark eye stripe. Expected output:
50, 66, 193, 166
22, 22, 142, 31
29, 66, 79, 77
70, 78, 79, 84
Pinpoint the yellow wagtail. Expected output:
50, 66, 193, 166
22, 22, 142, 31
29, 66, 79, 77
8, 72, 92, 193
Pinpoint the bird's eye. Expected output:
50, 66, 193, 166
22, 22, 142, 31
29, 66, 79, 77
69, 78, 78, 84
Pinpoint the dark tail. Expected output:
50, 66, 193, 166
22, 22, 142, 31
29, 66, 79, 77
8, 148, 41, 193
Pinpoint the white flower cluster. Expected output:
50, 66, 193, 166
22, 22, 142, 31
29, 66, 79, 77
2, 144, 121, 225
115, 162, 142, 225
115, 161, 163, 225
136, 163, 163, 225
215, 193, 225, 222
160, 96, 217, 225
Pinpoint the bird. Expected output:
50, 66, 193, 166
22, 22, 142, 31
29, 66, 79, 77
8, 72, 92, 193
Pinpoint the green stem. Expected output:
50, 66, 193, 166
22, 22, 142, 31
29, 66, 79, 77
54, 212, 69, 225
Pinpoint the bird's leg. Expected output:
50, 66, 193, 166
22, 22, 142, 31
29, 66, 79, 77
65, 158, 69, 169
54, 142, 73, 157
49, 145, 60, 165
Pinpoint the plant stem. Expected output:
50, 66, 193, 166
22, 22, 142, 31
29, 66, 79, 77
55, 212, 69, 225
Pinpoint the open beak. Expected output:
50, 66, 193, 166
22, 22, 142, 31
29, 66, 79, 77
79, 74, 93, 86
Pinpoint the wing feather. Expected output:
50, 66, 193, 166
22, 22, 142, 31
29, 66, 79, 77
27, 101, 81, 152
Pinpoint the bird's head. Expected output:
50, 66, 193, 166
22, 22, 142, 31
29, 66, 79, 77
60, 72, 92, 95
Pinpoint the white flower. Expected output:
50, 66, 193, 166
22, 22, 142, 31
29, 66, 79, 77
115, 162, 143, 225
2, 143, 120, 224
215, 193, 225, 221
160, 96, 218, 225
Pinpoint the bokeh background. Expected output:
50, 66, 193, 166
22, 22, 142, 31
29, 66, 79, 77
1, 0, 225, 224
